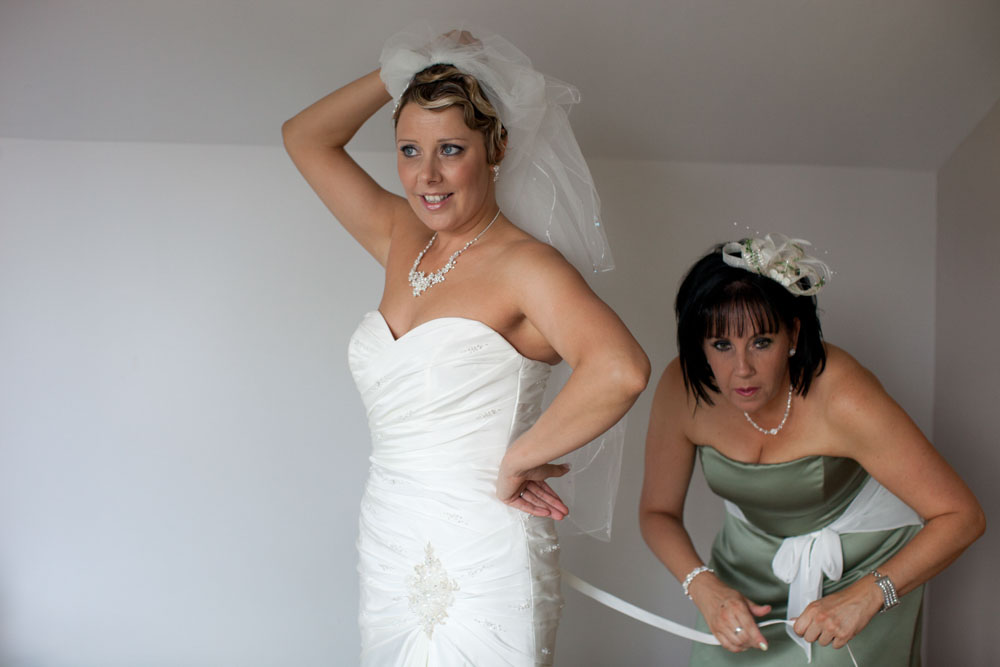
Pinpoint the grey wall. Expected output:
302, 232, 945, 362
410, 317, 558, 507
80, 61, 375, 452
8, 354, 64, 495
931, 99, 1000, 666
1, 137, 944, 665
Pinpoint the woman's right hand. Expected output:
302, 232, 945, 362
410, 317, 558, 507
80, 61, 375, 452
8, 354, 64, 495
496, 460, 571, 519
443, 29, 481, 47
688, 572, 771, 653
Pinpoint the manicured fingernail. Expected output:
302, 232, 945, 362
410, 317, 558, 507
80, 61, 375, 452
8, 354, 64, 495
759, 642, 768, 651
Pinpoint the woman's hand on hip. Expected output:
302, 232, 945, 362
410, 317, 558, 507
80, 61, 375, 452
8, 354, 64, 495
496, 461, 570, 519
690, 572, 771, 653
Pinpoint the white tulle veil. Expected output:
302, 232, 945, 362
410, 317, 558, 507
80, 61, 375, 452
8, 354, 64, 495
379, 22, 623, 540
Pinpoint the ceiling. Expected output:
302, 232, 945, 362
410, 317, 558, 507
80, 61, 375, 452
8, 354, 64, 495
2, 0, 999, 169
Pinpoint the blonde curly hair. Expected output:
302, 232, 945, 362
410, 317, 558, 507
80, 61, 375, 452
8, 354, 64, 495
393, 64, 507, 165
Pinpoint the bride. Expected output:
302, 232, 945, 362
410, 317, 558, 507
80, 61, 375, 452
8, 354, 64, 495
282, 25, 649, 665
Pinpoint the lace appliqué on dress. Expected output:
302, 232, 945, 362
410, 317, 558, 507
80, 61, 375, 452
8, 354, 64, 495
408, 543, 460, 638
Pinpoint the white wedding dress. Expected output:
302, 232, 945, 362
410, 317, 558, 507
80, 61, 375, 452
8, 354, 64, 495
349, 311, 563, 666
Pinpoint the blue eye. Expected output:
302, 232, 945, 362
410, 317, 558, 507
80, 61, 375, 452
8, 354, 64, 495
441, 144, 463, 156
400, 145, 418, 157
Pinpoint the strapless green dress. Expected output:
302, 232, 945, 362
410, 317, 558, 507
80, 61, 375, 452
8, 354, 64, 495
689, 446, 923, 666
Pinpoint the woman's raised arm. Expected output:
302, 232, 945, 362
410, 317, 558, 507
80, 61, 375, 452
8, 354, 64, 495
282, 70, 410, 266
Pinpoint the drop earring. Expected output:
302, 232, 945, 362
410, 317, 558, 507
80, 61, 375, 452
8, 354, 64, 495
492, 164, 500, 183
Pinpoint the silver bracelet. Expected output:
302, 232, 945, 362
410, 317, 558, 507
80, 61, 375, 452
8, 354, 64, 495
682, 565, 714, 600
871, 570, 900, 612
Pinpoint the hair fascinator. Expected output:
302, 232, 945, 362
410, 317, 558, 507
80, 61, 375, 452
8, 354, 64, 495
379, 21, 612, 275
722, 234, 832, 296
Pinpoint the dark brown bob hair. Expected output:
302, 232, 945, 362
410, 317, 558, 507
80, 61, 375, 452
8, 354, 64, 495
675, 243, 826, 406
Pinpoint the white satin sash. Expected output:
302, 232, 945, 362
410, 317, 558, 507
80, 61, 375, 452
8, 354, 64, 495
724, 476, 923, 661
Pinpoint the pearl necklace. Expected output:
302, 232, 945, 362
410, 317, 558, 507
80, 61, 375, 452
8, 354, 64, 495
744, 385, 793, 436
408, 209, 501, 297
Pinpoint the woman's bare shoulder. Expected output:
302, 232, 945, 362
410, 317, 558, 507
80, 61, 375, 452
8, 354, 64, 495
491, 232, 587, 302
653, 358, 699, 417
813, 343, 891, 426
816, 344, 880, 391
661, 357, 687, 390
497, 232, 568, 268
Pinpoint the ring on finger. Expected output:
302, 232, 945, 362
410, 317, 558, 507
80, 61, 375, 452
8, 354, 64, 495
519, 490, 526, 498
734, 626, 743, 635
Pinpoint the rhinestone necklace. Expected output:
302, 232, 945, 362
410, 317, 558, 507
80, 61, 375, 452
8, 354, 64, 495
744, 385, 793, 436
408, 209, 501, 297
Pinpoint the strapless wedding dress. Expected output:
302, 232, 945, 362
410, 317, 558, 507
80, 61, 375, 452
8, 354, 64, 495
349, 311, 563, 666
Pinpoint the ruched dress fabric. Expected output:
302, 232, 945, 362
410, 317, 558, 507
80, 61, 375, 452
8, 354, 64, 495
690, 446, 923, 667
349, 311, 563, 666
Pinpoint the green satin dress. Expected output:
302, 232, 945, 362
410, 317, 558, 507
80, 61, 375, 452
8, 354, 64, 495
689, 446, 923, 666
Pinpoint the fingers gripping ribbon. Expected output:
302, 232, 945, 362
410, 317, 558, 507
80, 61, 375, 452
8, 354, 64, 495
557, 476, 921, 665
562, 571, 859, 666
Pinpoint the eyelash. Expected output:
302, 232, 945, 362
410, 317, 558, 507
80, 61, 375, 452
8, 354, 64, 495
398, 144, 464, 158
709, 337, 773, 352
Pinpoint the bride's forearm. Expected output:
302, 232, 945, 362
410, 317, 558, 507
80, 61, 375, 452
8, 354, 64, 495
501, 353, 648, 475
282, 69, 391, 150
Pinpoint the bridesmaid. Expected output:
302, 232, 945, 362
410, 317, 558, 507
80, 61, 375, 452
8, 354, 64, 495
640, 236, 984, 665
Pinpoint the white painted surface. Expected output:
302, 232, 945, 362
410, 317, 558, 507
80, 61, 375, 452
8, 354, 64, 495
931, 98, 1000, 667
0, 138, 939, 665
1, 1, 999, 168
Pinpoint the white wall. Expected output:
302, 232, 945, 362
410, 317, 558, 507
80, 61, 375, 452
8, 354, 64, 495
0, 138, 937, 665
931, 99, 1000, 667
0, 139, 383, 666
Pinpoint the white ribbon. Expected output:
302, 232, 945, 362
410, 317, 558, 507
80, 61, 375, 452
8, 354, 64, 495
563, 571, 859, 666
726, 475, 923, 661
562, 570, 720, 644
555, 478, 916, 664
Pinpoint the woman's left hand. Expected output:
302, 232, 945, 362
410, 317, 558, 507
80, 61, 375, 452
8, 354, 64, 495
497, 462, 570, 519
792, 578, 883, 649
